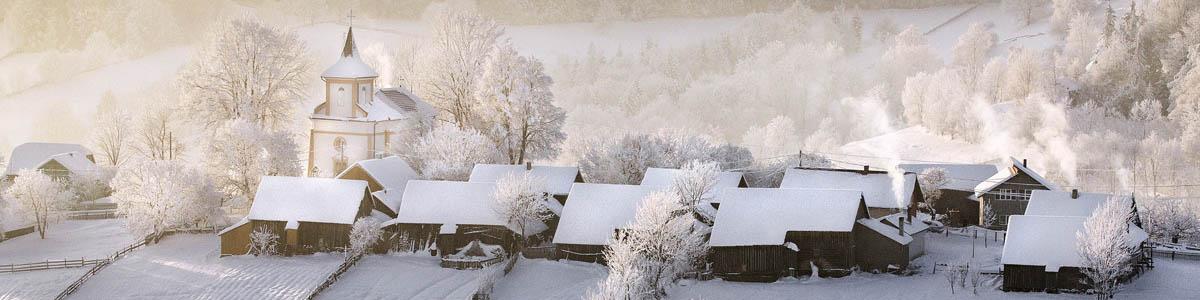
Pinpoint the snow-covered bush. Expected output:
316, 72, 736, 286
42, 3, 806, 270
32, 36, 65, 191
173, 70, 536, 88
411, 125, 503, 181
348, 217, 383, 255
111, 160, 221, 239
982, 202, 997, 229
493, 173, 553, 246
249, 227, 279, 256
1077, 197, 1136, 298
3, 170, 71, 239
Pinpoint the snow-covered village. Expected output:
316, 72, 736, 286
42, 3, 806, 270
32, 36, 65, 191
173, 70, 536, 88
1, 0, 1200, 299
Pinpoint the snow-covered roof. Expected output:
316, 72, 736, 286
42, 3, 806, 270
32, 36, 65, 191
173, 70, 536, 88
36, 152, 97, 174
362, 88, 437, 121
338, 156, 419, 212
898, 163, 1000, 192
468, 164, 580, 196
553, 183, 657, 245
385, 180, 546, 235
778, 168, 917, 209
879, 212, 932, 234
246, 176, 368, 225
1002, 215, 1148, 271
858, 218, 913, 245
709, 189, 865, 247
1025, 190, 1131, 218
321, 27, 378, 78
972, 157, 1060, 199
217, 218, 251, 235
639, 167, 744, 198
5, 143, 93, 176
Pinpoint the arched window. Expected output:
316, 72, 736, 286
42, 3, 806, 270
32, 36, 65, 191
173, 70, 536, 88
332, 137, 349, 174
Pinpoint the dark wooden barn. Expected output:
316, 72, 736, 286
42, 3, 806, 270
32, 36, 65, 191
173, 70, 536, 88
708, 188, 871, 281
218, 176, 372, 256
552, 183, 656, 263
381, 180, 550, 257
972, 158, 1058, 229
335, 156, 420, 218
899, 163, 1000, 226
1001, 215, 1149, 292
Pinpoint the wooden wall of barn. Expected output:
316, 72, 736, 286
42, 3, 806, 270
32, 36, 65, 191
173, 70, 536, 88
385, 223, 518, 256
933, 189, 979, 226
556, 243, 607, 263
853, 223, 909, 272
219, 222, 253, 256
786, 231, 856, 276
1002, 265, 1087, 292
710, 246, 795, 281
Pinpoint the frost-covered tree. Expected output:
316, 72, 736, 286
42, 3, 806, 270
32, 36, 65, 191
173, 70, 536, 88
586, 231, 650, 300
1058, 13, 1102, 81
982, 202, 997, 229
411, 125, 502, 181
348, 217, 383, 255
203, 120, 299, 208
493, 172, 553, 247
4, 170, 72, 239
1004, 0, 1049, 26
918, 167, 949, 216
1050, 0, 1097, 33
577, 132, 750, 185
134, 103, 186, 161
1141, 198, 1199, 244
592, 192, 707, 299
952, 23, 997, 76
669, 160, 720, 225
881, 26, 942, 104
901, 68, 978, 139
92, 91, 131, 166
68, 166, 116, 203
411, 10, 503, 127
1001, 48, 1056, 101
475, 43, 567, 164
178, 18, 311, 131
249, 227, 279, 256
740, 116, 801, 159
111, 160, 220, 239
1076, 197, 1136, 299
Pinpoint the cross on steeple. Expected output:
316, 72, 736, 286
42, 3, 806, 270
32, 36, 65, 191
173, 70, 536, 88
347, 9, 355, 27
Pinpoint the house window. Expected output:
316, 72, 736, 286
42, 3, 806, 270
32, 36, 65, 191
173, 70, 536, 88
332, 137, 348, 174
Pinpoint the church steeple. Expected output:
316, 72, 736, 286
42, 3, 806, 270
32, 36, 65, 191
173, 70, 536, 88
341, 27, 358, 58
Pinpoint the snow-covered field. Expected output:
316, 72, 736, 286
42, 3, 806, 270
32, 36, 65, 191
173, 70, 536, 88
491, 257, 608, 300
0, 268, 85, 300
317, 254, 486, 300
69, 233, 343, 299
0, 219, 136, 265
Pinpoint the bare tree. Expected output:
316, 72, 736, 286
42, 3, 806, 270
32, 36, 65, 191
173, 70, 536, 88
178, 18, 311, 131
92, 91, 131, 166
134, 104, 186, 161
4, 170, 72, 239
1077, 197, 1136, 299
412, 10, 503, 128
493, 172, 553, 248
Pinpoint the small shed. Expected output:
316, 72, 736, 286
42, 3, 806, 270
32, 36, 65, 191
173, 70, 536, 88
972, 158, 1059, 229
468, 164, 583, 204
4, 143, 96, 181
779, 167, 923, 218
1001, 215, 1148, 292
878, 212, 933, 259
553, 183, 656, 263
709, 188, 869, 281
335, 156, 420, 217
218, 176, 372, 256
381, 180, 549, 256
640, 167, 747, 208
855, 217, 912, 272
899, 163, 1000, 226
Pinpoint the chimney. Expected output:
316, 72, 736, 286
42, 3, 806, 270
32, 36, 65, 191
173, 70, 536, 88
1071, 189, 1079, 199
1022, 159, 1027, 166
862, 165, 870, 174
898, 217, 906, 236
525, 162, 532, 170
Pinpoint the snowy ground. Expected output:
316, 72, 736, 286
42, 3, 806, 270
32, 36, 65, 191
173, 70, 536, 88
317, 253, 486, 300
0, 219, 137, 265
69, 233, 344, 299
491, 257, 608, 300
0, 268, 85, 300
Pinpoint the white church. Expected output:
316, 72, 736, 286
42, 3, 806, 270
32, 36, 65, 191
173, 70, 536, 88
307, 27, 436, 177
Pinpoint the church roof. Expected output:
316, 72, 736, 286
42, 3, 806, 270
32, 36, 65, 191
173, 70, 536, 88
321, 27, 378, 79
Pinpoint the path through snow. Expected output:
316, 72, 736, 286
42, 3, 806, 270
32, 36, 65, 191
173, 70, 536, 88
316, 254, 486, 300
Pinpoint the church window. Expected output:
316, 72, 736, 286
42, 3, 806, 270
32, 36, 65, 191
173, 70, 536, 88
332, 137, 349, 174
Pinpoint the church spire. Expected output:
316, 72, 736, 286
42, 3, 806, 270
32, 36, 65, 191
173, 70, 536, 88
341, 27, 358, 58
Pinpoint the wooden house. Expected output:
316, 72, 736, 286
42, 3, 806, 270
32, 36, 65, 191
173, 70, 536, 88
708, 189, 871, 281
218, 176, 372, 256
640, 167, 747, 209
899, 163, 1000, 226
552, 183, 656, 263
972, 158, 1058, 229
335, 156, 420, 217
779, 167, 924, 218
468, 163, 582, 204
877, 212, 933, 259
4, 143, 96, 182
380, 180, 550, 257
1001, 215, 1148, 292
854, 217, 913, 272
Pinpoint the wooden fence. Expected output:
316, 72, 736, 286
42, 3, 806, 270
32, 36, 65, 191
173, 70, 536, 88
55, 235, 151, 300
305, 252, 364, 300
441, 256, 505, 270
472, 255, 519, 300
0, 258, 106, 273
521, 246, 556, 259
63, 210, 117, 220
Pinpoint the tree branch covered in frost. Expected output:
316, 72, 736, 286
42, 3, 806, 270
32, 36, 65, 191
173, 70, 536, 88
588, 191, 708, 299
92, 92, 131, 166
411, 125, 503, 181
409, 10, 503, 128
669, 161, 720, 225
348, 217, 383, 256
918, 167, 948, 216
178, 18, 311, 131
493, 172, 553, 246
1140, 198, 1199, 244
203, 120, 300, 208
576, 132, 751, 185
249, 227, 279, 256
475, 43, 567, 164
111, 160, 221, 239
3, 170, 71, 239
1077, 197, 1136, 298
